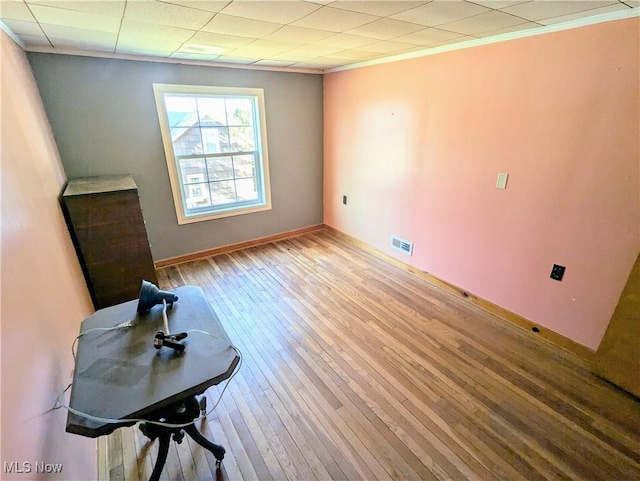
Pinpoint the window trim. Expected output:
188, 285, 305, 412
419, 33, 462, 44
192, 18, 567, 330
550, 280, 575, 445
152, 83, 272, 224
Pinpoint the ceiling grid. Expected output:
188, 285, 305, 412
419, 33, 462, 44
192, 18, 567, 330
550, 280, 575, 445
0, 0, 638, 72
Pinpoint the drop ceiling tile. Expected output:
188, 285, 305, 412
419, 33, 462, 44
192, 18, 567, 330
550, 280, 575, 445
399, 44, 434, 55
315, 56, 353, 65
19, 33, 51, 46
26, 0, 125, 17
120, 18, 195, 42
394, 27, 465, 45
264, 25, 334, 43
291, 6, 378, 32
177, 43, 230, 55
124, 0, 214, 29
202, 14, 282, 38
270, 51, 315, 62
330, 1, 427, 17
345, 18, 426, 40
117, 33, 183, 52
230, 39, 301, 56
161, 1, 229, 13
294, 57, 345, 68
170, 51, 221, 60
213, 54, 257, 64
538, 3, 630, 25
253, 59, 297, 67
219, 0, 321, 24
49, 35, 116, 52
285, 43, 344, 56
438, 10, 528, 35
362, 39, 416, 54
0, 0, 36, 21
1, 18, 43, 35
39, 23, 117, 42
313, 32, 376, 48
291, 62, 332, 70
391, 0, 491, 27
115, 45, 175, 56
471, 0, 529, 8
501, 0, 618, 22
189, 30, 255, 48
245, 38, 301, 51
330, 48, 380, 60
475, 20, 540, 37
288, 62, 326, 70
429, 34, 476, 47
28, 4, 121, 32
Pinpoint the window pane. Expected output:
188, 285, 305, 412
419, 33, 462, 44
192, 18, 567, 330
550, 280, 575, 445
196, 97, 227, 126
226, 98, 253, 126
207, 157, 233, 181
201, 127, 230, 154
233, 155, 255, 179
170, 127, 188, 155
184, 182, 211, 209
172, 127, 203, 156
210, 180, 237, 205
164, 95, 197, 128
236, 178, 258, 201
179, 158, 206, 183
229, 126, 255, 152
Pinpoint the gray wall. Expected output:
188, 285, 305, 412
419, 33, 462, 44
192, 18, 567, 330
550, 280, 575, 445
28, 53, 323, 260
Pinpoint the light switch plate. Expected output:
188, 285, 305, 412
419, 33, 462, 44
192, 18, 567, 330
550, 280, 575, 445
496, 172, 509, 189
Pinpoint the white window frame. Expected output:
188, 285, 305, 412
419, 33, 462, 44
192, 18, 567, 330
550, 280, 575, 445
153, 83, 272, 224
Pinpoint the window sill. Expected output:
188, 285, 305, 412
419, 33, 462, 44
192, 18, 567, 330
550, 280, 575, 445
176, 203, 272, 225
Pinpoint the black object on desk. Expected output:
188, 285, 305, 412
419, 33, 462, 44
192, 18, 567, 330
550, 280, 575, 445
66, 285, 239, 479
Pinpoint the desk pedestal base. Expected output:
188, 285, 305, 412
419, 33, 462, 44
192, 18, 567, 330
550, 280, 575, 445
139, 396, 224, 481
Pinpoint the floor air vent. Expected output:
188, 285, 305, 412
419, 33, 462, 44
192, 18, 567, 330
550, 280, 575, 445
390, 235, 413, 256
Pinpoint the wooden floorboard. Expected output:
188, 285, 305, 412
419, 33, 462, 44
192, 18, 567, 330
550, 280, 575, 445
102, 229, 640, 480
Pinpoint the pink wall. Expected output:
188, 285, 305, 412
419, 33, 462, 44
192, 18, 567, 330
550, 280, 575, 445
1, 31, 96, 479
324, 18, 640, 350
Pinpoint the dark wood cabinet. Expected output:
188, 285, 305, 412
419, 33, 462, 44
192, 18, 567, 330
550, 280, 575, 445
62, 175, 158, 309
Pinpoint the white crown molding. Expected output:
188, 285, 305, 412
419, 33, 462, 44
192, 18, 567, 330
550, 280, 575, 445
325, 7, 640, 73
22, 46, 323, 75
0, 20, 26, 49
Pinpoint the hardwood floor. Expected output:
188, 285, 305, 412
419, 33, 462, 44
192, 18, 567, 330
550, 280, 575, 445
100, 229, 640, 481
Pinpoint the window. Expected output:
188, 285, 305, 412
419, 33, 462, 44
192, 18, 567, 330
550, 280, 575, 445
153, 84, 271, 224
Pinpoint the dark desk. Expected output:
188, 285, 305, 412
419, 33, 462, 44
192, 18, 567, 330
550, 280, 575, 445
66, 285, 239, 478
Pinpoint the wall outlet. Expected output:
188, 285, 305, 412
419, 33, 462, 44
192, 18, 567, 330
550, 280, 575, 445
550, 264, 566, 281
496, 172, 509, 189
342, 195, 347, 205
